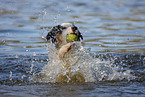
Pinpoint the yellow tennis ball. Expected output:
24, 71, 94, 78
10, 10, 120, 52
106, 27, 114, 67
66, 33, 77, 42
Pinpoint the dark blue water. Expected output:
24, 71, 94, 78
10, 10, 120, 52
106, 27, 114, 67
0, 0, 145, 96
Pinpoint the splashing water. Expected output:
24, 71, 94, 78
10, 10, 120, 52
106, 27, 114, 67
30, 42, 135, 83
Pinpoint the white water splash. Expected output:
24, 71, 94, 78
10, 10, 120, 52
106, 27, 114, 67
30, 42, 135, 83
9, 71, 12, 81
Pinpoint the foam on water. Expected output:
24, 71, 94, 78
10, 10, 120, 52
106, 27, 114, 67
30, 42, 135, 83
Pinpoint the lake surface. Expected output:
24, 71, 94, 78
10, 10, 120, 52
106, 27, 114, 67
0, 0, 145, 96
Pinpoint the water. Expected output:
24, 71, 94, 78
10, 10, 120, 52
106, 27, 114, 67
0, 0, 145, 96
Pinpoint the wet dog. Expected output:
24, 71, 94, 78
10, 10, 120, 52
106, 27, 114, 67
46, 23, 83, 59
46, 23, 85, 82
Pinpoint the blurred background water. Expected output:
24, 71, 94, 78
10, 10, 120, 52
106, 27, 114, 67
0, 0, 145, 96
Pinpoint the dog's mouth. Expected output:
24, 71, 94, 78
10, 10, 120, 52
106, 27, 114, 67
66, 33, 77, 42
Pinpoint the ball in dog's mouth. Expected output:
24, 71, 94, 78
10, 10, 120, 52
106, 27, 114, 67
66, 33, 77, 42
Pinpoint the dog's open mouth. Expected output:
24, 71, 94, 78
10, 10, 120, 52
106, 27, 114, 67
66, 33, 77, 42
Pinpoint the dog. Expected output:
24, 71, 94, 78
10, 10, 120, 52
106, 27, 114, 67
46, 23, 83, 59
46, 23, 85, 82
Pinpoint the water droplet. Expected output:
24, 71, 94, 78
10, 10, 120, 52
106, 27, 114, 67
41, 36, 45, 39
15, 54, 18, 58
9, 71, 12, 80
33, 52, 36, 56
126, 55, 129, 58
30, 64, 34, 74
21, 75, 26, 79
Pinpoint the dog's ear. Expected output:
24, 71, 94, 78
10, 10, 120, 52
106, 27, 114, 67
77, 30, 83, 41
46, 25, 64, 43
72, 26, 83, 41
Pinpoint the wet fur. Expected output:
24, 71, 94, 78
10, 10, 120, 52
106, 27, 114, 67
46, 23, 84, 83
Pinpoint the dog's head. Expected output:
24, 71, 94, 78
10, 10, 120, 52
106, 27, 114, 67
46, 23, 83, 48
